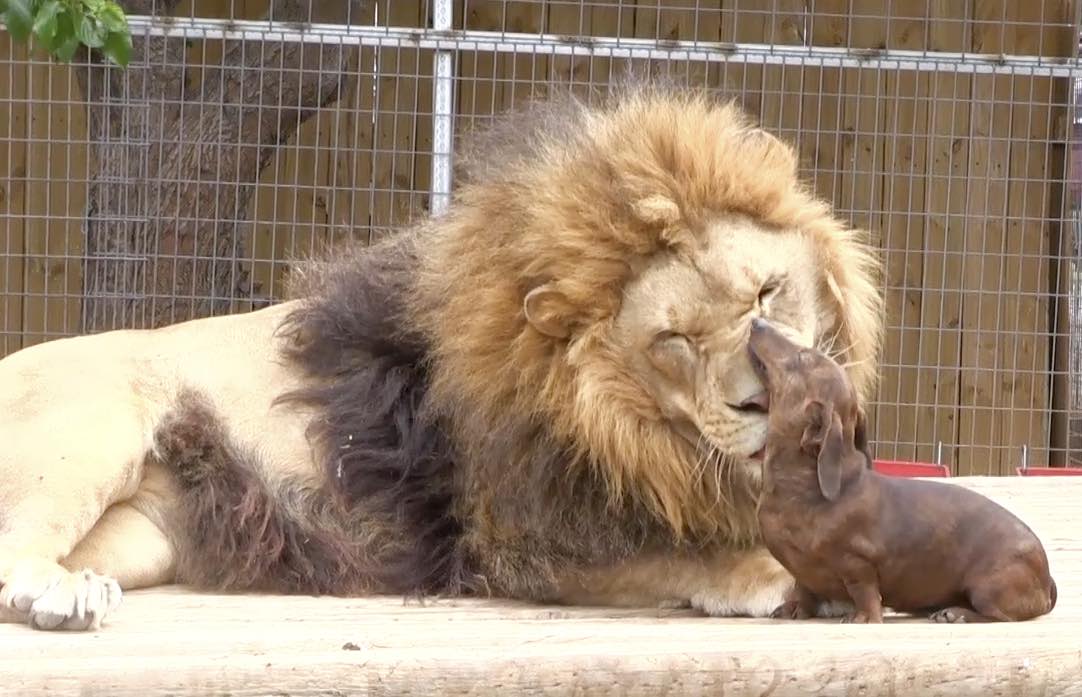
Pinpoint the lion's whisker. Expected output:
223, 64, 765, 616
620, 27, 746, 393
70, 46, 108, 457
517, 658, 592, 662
816, 325, 846, 358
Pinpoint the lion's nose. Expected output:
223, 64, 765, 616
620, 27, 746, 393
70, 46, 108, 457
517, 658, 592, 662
731, 390, 769, 414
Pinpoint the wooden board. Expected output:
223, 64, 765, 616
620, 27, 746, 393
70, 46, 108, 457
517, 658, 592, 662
956, 1, 1013, 476
0, 476, 1079, 696
997, 1, 1075, 470
20, 50, 87, 348
0, 34, 28, 357
367, 2, 430, 239
837, 4, 888, 459
755, 1, 806, 164
914, 4, 971, 471
873, 4, 929, 463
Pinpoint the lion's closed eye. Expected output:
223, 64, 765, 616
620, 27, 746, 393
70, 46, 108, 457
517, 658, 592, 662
648, 331, 696, 384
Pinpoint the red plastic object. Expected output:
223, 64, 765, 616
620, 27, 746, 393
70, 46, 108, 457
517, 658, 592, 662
1015, 466, 1082, 476
872, 460, 951, 478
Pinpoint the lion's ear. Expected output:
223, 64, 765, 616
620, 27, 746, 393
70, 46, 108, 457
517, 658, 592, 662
632, 195, 681, 227
524, 284, 577, 339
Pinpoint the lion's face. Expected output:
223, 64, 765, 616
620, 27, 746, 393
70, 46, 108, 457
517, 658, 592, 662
609, 213, 824, 476
411, 85, 883, 541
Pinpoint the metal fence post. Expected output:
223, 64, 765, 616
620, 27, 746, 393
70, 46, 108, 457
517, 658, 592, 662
430, 0, 455, 217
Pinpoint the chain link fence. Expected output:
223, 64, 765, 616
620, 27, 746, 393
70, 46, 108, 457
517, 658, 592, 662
1, 0, 1081, 473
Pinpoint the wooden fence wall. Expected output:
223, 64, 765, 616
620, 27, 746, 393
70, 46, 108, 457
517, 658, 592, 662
0, 1, 1078, 472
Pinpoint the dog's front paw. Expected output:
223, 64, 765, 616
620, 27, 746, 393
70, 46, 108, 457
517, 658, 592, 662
769, 599, 811, 620
929, 607, 972, 624
840, 611, 870, 624
1, 562, 122, 631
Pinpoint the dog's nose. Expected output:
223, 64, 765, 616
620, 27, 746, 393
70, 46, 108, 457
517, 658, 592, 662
734, 390, 770, 414
750, 317, 768, 334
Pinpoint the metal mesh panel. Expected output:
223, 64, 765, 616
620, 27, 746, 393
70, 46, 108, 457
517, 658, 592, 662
1, 0, 1080, 474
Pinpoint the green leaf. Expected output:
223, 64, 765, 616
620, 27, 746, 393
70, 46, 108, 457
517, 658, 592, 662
52, 10, 79, 61
53, 30, 79, 61
75, 11, 105, 48
101, 27, 129, 66
31, 0, 61, 43
2, 0, 129, 67
97, 2, 126, 33
2, 0, 35, 41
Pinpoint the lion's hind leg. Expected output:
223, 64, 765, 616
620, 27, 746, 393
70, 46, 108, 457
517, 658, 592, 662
17, 494, 180, 631
0, 371, 154, 630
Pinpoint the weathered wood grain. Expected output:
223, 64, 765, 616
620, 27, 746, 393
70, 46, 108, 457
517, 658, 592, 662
0, 476, 1079, 696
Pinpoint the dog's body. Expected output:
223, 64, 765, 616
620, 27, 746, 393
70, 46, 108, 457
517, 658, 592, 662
749, 318, 1057, 623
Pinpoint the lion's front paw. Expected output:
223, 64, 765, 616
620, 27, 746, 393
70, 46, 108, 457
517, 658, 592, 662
1, 562, 121, 631
691, 561, 794, 618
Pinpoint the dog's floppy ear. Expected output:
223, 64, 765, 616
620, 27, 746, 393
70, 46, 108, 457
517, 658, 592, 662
801, 400, 845, 498
816, 409, 847, 501
800, 400, 831, 455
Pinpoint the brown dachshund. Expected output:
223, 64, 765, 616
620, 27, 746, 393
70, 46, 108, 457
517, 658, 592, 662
747, 317, 1057, 624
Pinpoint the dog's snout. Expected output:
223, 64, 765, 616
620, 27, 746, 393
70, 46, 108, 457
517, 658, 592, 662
750, 317, 769, 334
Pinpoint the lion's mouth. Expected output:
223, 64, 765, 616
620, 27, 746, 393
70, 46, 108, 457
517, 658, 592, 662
749, 446, 766, 461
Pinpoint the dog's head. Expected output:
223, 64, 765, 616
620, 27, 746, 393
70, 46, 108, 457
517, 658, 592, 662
747, 318, 869, 500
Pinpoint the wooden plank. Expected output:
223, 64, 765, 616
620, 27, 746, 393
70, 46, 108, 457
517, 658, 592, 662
257, 62, 337, 303
250, 0, 379, 298
242, 0, 279, 299
997, 2, 1075, 469
328, 2, 380, 251
0, 477, 1079, 696
755, 1, 807, 161
835, 4, 888, 455
873, 4, 930, 463
497, 2, 546, 109
368, 2, 429, 238
956, 1, 1011, 475
548, 0, 591, 91
629, 0, 718, 87
717, 0, 771, 118
915, 3, 971, 472
1048, 5, 1081, 465
21, 56, 85, 348
454, 0, 551, 217
324, 38, 377, 250
456, 0, 500, 136
588, 0, 636, 87
0, 35, 28, 358
632, 0, 667, 82
798, 2, 847, 207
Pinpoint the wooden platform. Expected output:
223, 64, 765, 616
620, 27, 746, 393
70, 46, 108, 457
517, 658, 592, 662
1, 476, 1080, 696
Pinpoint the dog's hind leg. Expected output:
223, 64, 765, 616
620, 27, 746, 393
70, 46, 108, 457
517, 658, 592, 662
0, 365, 157, 631
932, 557, 1058, 624
929, 606, 998, 623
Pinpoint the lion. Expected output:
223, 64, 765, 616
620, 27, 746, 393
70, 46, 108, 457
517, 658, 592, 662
0, 81, 882, 631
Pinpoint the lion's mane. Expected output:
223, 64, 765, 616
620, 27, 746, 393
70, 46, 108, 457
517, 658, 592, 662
164, 81, 882, 602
